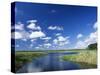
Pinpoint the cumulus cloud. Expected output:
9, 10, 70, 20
21, 31, 30, 38
11, 31, 23, 39
36, 26, 41, 30
84, 31, 97, 45
11, 22, 30, 40
27, 20, 41, 30
29, 31, 46, 39
35, 46, 40, 49
11, 31, 29, 39
44, 43, 51, 48
53, 39, 58, 45
77, 33, 83, 39
75, 40, 86, 49
59, 41, 69, 46
11, 22, 24, 30
38, 45, 42, 47
30, 39, 36, 42
22, 38, 27, 41
27, 23, 41, 30
41, 37, 51, 42
75, 31, 97, 49
58, 36, 68, 42
75, 21, 97, 49
12, 19, 46, 41
48, 26, 63, 30
53, 36, 70, 46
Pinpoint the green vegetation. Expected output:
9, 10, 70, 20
87, 43, 97, 50
15, 44, 97, 72
15, 51, 47, 72
62, 50, 97, 69
46, 50, 66, 52
44, 49, 85, 53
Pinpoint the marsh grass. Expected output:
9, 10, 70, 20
62, 50, 97, 69
15, 50, 97, 72
15, 51, 47, 72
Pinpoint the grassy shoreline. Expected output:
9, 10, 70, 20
15, 50, 97, 72
62, 50, 97, 69
15, 51, 47, 72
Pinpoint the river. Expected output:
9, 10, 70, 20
17, 52, 80, 73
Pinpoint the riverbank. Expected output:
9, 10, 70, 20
62, 50, 97, 69
15, 51, 47, 72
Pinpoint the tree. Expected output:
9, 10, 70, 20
87, 43, 97, 50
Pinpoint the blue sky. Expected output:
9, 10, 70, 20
11, 2, 97, 51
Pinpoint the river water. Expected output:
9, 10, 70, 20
17, 52, 80, 73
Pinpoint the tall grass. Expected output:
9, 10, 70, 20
62, 50, 97, 69
15, 51, 47, 72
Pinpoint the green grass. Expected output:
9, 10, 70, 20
62, 50, 97, 69
15, 51, 47, 72
15, 49, 97, 72
43, 49, 84, 53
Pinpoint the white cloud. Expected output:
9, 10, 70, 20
93, 22, 97, 29
75, 22, 97, 49
21, 31, 30, 39
39, 45, 42, 47
12, 30, 30, 40
84, 31, 97, 45
29, 31, 46, 39
75, 31, 97, 49
55, 33, 61, 36
44, 43, 51, 48
27, 23, 41, 30
75, 40, 86, 49
11, 31, 23, 39
52, 45, 56, 48
37, 26, 41, 30
53, 39, 58, 45
57, 27, 63, 30
41, 37, 51, 42
30, 39, 36, 42
59, 41, 69, 46
22, 38, 27, 41
77, 33, 83, 39
11, 22, 24, 30
12, 20, 46, 41
27, 22, 35, 29
35, 47, 40, 49
58, 36, 68, 42
27, 20, 41, 30
53, 36, 70, 46
27, 20, 37, 23
48, 26, 63, 30
48, 26, 56, 30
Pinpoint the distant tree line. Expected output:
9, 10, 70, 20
87, 43, 97, 50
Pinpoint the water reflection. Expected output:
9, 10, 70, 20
17, 52, 79, 73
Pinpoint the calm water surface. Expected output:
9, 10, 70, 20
17, 52, 80, 73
